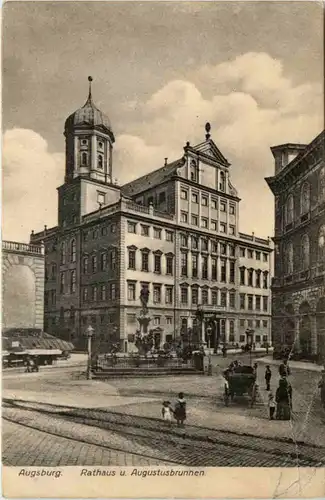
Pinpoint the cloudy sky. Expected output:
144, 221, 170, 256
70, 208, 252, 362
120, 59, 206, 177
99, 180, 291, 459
3, 1, 324, 242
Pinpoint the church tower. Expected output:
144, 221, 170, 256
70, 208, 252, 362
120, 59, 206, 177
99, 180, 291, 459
58, 77, 120, 228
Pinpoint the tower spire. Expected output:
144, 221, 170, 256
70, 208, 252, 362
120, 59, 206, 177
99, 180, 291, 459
87, 76, 93, 103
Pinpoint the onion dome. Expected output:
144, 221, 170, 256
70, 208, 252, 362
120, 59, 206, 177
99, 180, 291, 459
64, 77, 113, 136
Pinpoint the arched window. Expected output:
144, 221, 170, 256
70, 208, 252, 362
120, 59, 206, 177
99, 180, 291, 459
70, 239, 76, 263
60, 242, 66, 265
190, 160, 198, 182
81, 152, 87, 166
301, 234, 310, 270
286, 195, 294, 225
286, 241, 294, 275
98, 154, 103, 170
300, 182, 310, 214
318, 225, 325, 261
83, 256, 88, 274
219, 171, 226, 192
70, 270, 76, 293
319, 167, 325, 203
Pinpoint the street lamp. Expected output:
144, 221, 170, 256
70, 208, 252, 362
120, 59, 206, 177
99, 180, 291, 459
246, 328, 254, 366
86, 325, 95, 380
206, 325, 212, 376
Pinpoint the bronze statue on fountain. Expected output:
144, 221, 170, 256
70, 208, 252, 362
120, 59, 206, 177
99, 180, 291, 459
135, 288, 153, 357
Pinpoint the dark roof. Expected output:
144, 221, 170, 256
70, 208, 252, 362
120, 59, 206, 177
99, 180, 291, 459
121, 158, 185, 197
2, 329, 74, 352
65, 92, 114, 138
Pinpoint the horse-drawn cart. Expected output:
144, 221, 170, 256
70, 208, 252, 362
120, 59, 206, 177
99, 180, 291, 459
223, 365, 258, 407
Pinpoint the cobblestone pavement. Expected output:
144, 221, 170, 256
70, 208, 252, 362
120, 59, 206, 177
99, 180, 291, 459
3, 400, 325, 467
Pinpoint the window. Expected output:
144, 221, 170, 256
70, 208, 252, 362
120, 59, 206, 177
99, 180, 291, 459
70, 270, 76, 293
248, 295, 253, 310
229, 246, 235, 257
181, 189, 188, 200
211, 258, 217, 280
319, 167, 325, 202
81, 152, 87, 166
220, 259, 226, 282
201, 196, 208, 206
240, 247, 246, 257
263, 253, 268, 262
248, 319, 253, 328
248, 249, 253, 259
101, 226, 107, 236
229, 292, 235, 308
128, 249, 136, 270
211, 220, 217, 231
181, 286, 188, 305
192, 236, 198, 249
91, 255, 97, 273
202, 289, 209, 305
97, 154, 103, 169
166, 316, 173, 325
211, 199, 218, 209
165, 286, 173, 304
263, 272, 268, 289
263, 320, 268, 328
229, 261, 235, 283
60, 242, 66, 265
110, 249, 116, 270
211, 241, 217, 253
192, 193, 198, 203
192, 287, 199, 305
255, 319, 261, 329
240, 319, 245, 328
212, 290, 218, 305
220, 223, 226, 233
154, 228, 162, 239
60, 272, 65, 293
202, 256, 208, 279
229, 204, 235, 215
51, 264, 57, 279
181, 252, 188, 277
240, 294, 245, 309
100, 285, 106, 301
147, 196, 154, 206
111, 284, 116, 299
240, 335, 245, 343
220, 201, 226, 212
154, 254, 161, 273
100, 252, 107, 271
201, 238, 208, 251
192, 254, 198, 278
83, 287, 88, 302
191, 215, 198, 226
141, 225, 149, 236
255, 296, 261, 311
318, 225, 325, 261
301, 182, 310, 214
286, 241, 294, 274
255, 251, 261, 261
83, 257, 88, 274
153, 285, 161, 303
229, 226, 235, 235
220, 290, 227, 307
190, 160, 198, 182
166, 255, 174, 275
83, 231, 89, 242
201, 218, 208, 228
248, 269, 254, 286
92, 229, 98, 240
263, 296, 268, 312
166, 230, 174, 242
301, 234, 310, 270
158, 192, 166, 204
240, 267, 245, 285
70, 239, 76, 262
92, 286, 98, 301
180, 234, 188, 247
255, 270, 261, 288
127, 282, 136, 301
128, 221, 136, 234
111, 223, 116, 233
219, 171, 226, 192
286, 194, 294, 225
229, 320, 235, 337
141, 251, 149, 272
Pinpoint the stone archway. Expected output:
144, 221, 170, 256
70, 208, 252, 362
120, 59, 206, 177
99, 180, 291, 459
316, 297, 325, 358
299, 301, 312, 356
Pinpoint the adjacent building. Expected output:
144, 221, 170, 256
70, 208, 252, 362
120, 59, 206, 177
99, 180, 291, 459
266, 130, 325, 359
30, 79, 273, 352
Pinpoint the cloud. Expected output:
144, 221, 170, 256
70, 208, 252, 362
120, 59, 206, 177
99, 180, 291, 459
3, 128, 64, 242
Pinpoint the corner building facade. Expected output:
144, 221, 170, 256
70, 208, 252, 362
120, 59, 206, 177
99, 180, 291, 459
266, 131, 325, 359
31, 81, 272, 352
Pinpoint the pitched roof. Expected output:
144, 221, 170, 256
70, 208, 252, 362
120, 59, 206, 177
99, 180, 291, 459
191, 139, 230, 166
121, 158, 185, 197
2, 329, 74, 352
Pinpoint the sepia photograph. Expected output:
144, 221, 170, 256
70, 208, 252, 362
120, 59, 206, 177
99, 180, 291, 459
1, 0, 325, 497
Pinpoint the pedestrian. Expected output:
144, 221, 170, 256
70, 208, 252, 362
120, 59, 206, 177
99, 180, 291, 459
275, 378, 292, 420
161, 401, 173, 425
174, 392, 186, 427
268, 391, 276, 420
222, 345, 227, 358
265, 365, 272, 391
253, 362, 258, 377
279, 359, 290, 377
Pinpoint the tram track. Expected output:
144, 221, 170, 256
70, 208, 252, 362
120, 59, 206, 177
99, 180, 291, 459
3, 399, 325, 467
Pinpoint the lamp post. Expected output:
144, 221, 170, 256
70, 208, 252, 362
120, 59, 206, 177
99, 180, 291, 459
245, 328, 254, 366
206, 325, 212, 376
86, 325, 95, 380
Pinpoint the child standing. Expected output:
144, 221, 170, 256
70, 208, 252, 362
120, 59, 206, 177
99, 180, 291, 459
161, 401, 173, 425
268, 391, 276, 420
174, 392, 187, 427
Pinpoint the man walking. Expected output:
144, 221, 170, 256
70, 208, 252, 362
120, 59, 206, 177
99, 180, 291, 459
265, 365, 272, 391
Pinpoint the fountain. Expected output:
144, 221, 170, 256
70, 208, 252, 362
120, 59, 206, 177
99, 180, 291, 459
135, 288, 153, 357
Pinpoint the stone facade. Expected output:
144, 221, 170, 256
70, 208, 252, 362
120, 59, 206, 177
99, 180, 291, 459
2, 241, 45, 330
266, 130, 325, 359
30, 80, 273, 352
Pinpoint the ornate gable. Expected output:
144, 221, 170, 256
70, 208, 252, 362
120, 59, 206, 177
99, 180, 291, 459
192, 139, 230, 167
